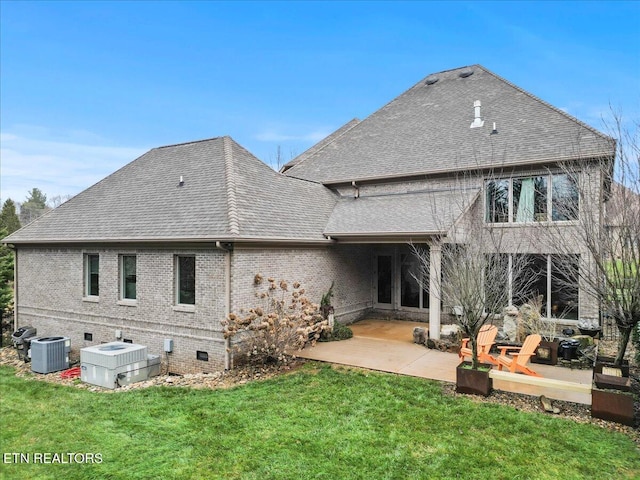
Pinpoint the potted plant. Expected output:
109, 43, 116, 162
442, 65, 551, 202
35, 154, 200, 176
589, 256, 639, 425
420, 248, 524, 397
592, 365, 635, 426
409, 186, 540, 397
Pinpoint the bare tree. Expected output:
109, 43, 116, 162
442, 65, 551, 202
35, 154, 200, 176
544, 112, 639, 366
411, 174, 535, 370
48, 194, 74, 209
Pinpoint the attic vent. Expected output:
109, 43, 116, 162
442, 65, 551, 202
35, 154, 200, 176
470, 100, 484, 128
459, 69, 474, 78
424, 76, 439, 85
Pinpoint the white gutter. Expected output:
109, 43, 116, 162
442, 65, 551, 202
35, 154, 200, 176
215, 241, 232, 370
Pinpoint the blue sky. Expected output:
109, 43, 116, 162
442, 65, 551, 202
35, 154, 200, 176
1, 1, 639, 204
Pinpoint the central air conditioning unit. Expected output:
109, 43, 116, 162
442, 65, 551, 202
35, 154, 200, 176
30, 336, 71, 374
81, 342, 148, 389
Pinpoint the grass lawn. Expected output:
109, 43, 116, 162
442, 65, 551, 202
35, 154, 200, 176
1, 363, 639, 480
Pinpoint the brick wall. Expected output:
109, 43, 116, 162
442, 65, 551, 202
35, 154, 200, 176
16, 246, 228, 374
14, 243, 374, 374
230, 244, 373, 322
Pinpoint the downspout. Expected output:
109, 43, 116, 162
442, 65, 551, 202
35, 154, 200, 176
215, 241, 232, 370
12, 246, 18, 332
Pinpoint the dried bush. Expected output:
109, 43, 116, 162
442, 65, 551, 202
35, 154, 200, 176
518, 295, 557, 341
222, 276, 329, 365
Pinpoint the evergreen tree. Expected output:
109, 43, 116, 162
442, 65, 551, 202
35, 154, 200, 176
0, 227, 14, 317
20, 188, 49, 225
0, 199, 21, 234
25, 188, 47, 207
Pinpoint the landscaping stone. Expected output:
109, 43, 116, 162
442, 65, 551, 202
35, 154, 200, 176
413, 327, 427, 345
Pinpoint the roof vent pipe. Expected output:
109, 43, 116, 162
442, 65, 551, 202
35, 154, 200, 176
470, 100, 484, 129
351, 181, 360, 199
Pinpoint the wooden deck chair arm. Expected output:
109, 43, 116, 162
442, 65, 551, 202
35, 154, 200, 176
508, 352, 527, 358
497, 345, 522, 354
460, 338, 470, 348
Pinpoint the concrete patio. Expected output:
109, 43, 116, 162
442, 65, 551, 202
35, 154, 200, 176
298, 319, 593, 404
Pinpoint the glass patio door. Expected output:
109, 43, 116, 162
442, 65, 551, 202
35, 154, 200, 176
375, 254, 393, 307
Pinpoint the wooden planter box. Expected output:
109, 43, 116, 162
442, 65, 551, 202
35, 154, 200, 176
591, 386, 635, 427
594, 356, 630, 377
456, 361, 493, 397
531, 340, 558, 365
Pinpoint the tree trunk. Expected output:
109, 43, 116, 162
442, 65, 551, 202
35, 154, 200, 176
470, 336, 479, 370
616, 325, 632, 366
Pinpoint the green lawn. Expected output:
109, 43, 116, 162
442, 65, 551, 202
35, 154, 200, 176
1, 364, 638, 480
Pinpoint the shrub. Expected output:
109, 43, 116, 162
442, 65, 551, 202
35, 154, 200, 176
320, 281, 335, 319
222, 276, 329, 365
320, 321, 353, 342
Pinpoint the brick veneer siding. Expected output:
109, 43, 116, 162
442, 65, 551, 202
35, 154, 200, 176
15, 246, 228, 374
14, 243, 374, 374
230, 244, 373, 323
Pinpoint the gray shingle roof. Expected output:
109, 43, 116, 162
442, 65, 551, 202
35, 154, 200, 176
324, 188, 480, 238
285, 65, 615, 184
280, 118, 360, 172
4, 137, 337, 244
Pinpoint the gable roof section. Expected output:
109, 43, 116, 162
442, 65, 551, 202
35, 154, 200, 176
285, 65, 615, 184
4, 137, 337, 244
324, 188, 480, 239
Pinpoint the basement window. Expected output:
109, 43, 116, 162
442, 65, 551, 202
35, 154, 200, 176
196, 351, 209, 361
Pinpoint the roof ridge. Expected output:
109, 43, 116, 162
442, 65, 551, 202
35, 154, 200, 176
155, 136, 223, 150
286, 65, 480, 177
283, 118, 360, 174
223, 136, 240, 236
478, 65, 614, 143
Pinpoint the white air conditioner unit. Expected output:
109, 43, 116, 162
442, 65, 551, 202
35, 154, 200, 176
80, 342, 148, 389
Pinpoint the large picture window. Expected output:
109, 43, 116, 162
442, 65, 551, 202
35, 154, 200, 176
552, 174, 579, 221
400, 252, 429, 309
176, 255, 196, 305
120, 255, 137, 300
513, 177, 547, 222
485, 179, 509, 223
486, 173, 578, 223
84, 254, 99, 297
511, 254, 579, 320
